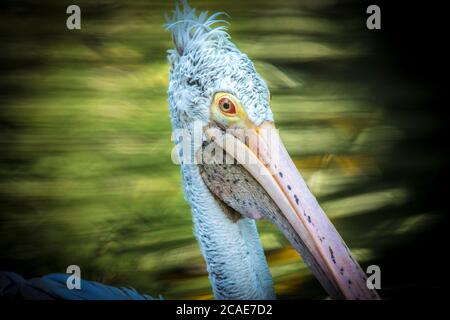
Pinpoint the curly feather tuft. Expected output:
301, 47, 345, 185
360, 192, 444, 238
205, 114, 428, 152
165, 0, 230, 56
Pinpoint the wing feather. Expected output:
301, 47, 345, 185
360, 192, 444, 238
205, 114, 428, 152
0, 272, 155, 300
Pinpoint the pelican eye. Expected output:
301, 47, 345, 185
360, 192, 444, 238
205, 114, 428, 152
218, 97, 237, 115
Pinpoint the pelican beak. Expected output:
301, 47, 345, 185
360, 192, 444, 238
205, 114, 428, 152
204, 121, 380, 300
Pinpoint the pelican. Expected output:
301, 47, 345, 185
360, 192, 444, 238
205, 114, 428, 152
0, 1, 379, 300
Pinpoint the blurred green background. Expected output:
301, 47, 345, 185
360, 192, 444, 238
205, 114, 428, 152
0, 0, 447, 299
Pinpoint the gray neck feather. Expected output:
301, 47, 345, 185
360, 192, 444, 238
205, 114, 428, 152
180, 164, 275, 299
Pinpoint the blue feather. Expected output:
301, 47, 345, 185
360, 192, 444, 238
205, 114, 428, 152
0, 272, 154, 300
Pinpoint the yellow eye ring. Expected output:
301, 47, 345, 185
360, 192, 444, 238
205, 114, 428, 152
211, 92, 246, 127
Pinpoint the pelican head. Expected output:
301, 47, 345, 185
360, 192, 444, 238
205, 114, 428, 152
166, 1, 379, 300
166, 6, 272, 129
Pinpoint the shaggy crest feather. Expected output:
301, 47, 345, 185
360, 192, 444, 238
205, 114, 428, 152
165, 0, 230, 56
